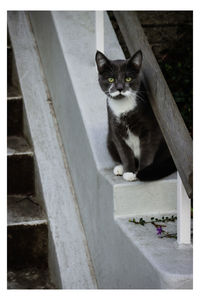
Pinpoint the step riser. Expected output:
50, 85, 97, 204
7, 47, 12, 86
7, 154, 35, 195
114, 174, 177, 217
8, 43, 23, 137
8, 223, 48, 270
7, 99, 23, 136
7, 46, 20, 89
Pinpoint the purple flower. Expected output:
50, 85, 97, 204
156, 226, 163, 235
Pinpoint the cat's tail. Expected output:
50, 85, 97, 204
137, 157, 176, 181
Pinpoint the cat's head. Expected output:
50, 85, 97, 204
95, 50, 142, 100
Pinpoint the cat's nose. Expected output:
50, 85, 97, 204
116, 83, 124, 92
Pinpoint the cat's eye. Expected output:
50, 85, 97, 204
125, 77, 132, 82
108, 77, 115, 83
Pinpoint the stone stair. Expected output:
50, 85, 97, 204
7, 34, 55, 289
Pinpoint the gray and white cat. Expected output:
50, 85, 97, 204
95, 50, 176, 181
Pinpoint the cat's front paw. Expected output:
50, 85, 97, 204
113, 164, 124, 176
123, 172, 137, 181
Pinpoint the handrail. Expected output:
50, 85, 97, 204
113, 11, 193, 199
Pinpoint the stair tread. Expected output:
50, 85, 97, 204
8, 195, 47, 226
7, 267, 55, 289
102, 168, 177, 186
7, 136, 33, 156
115, 215, 193, 286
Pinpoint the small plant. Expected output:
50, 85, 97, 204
129, 215, 177, 239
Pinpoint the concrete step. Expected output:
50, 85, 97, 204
7, 30, 56, 289
7, 35, 20, 90
7, 84, 21, 99
7, 35, 23, 136
7, 85, 23, 136
115, 215, 193, 288
8, 194, 46, 225
7, 136, 35, 195
7, 44, 12, 86
8, 268, 56, 289
101, 169, 177, 217
8, 195, 48, 270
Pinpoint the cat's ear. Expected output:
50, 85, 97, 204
95, 51, 111, 73
128, 50, 142, 71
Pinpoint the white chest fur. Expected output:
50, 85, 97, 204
108, 92, 140, 159
124, 129, 140, 159
108, 92, 137, 117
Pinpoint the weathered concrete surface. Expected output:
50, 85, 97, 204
7, 136, 35, 195
8, 11, 97, 289
7, 90, 23, 136
8, 222, 48, 270
7, 195, 46, 225
116, 216, 192, 289
8, 268, 56, 289
27, 11, 192, 289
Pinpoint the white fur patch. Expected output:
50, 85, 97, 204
113, 164, 124, 176
124, 129, 140, 159
123, 172, 137, 181
110, 90, 120, 97
108, 92, 137, 117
